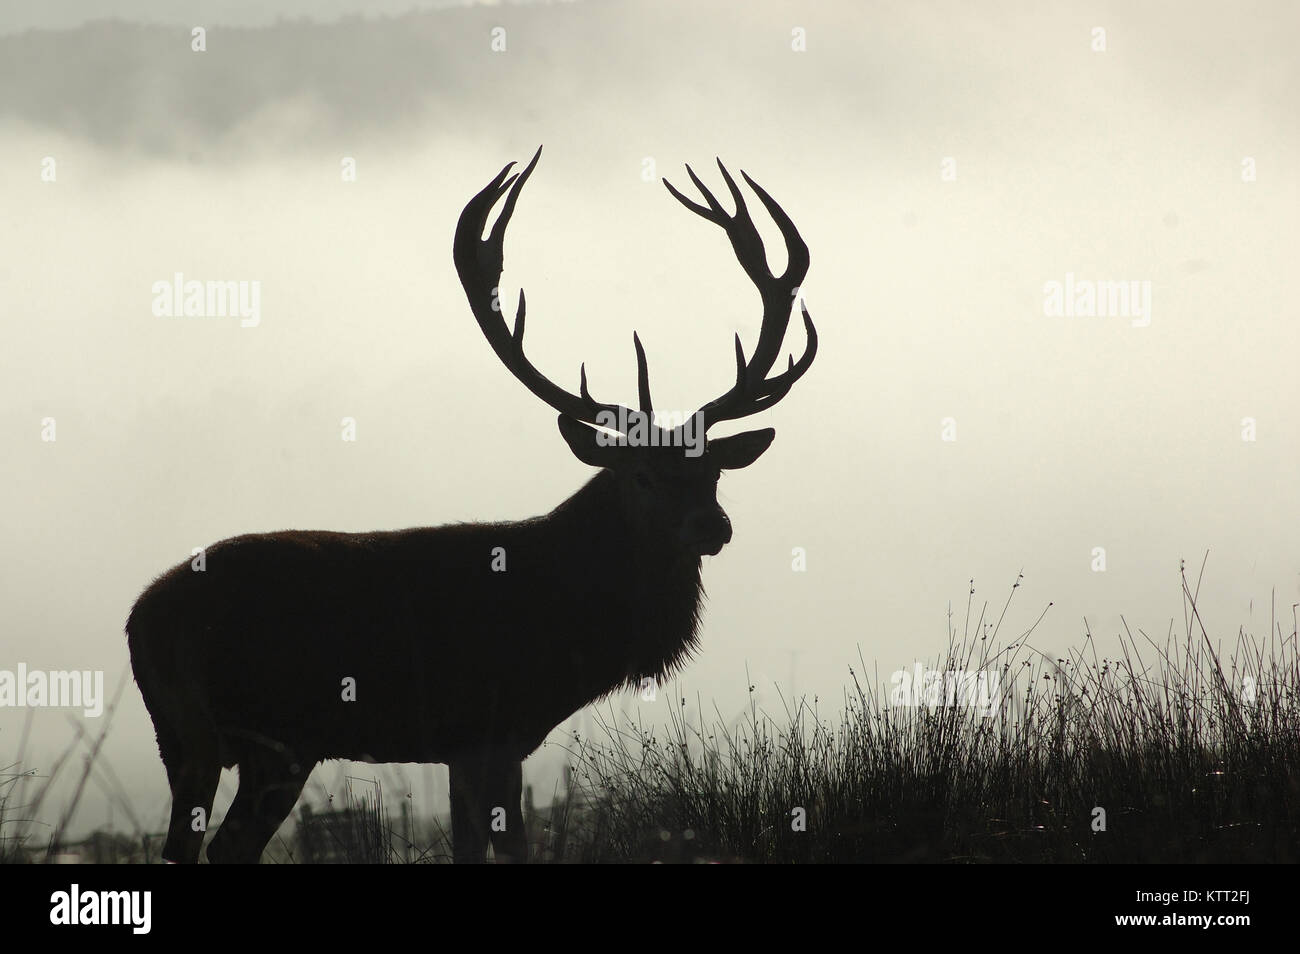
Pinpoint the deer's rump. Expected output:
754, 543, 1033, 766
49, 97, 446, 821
127, 526, 608, 771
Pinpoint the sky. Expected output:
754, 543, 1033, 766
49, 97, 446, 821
1, 0, 1297, 844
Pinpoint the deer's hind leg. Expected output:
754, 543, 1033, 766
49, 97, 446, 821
161, 754, 220, 864
206, 746, 309, 864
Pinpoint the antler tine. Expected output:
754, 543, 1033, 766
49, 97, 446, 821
663, 162, 816, 431
663, 165, 725, 223
632, 333, 653, 414
454, 147, 642, 430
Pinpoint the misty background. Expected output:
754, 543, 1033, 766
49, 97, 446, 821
1, 0, 1296, 841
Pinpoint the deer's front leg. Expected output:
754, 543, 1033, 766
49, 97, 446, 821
487, 759, 526, 863
449, 752, 526, 863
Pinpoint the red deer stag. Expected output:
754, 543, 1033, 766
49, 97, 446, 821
127, 147, 816, 863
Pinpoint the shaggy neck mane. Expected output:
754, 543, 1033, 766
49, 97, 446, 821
545, 469, 705, 689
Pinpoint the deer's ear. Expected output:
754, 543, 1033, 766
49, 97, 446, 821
708, 428, 775, 470
558, 414, 623, 468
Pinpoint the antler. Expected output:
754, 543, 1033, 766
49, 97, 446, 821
663, 160, 817, 430
453, 146, 653, 429
455, 149, 815, 439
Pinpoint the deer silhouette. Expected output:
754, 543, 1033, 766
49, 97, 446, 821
127, 147, 816, 863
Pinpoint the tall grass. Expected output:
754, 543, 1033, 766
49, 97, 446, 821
292, 778, 397, 863
557, 562, 1299, 862
0, 672, 147, 863
0, 762, 32, 863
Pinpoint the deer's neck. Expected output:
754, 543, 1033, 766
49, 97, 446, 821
545, 470, 705, 687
